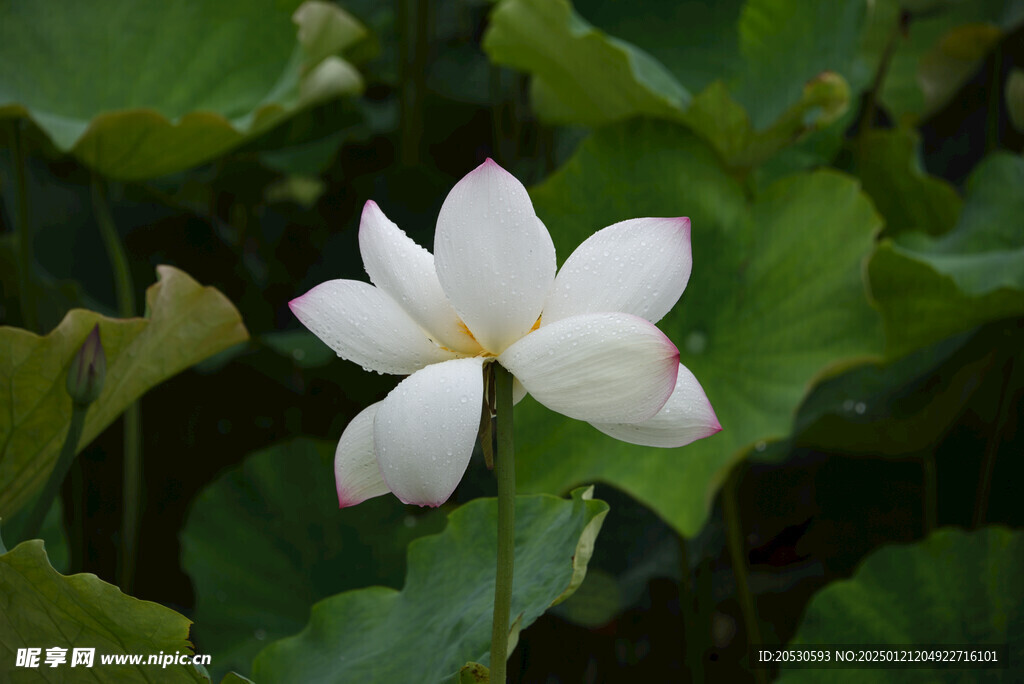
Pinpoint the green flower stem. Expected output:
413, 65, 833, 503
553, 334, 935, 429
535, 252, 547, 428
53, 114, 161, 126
91, 174, 142, 593
723, 467, 766, 684
490, 362, 516, 682
21, 406, 88, 541
8, 122, 38, 333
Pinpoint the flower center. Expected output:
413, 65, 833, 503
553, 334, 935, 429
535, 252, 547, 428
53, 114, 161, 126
443, 316, 542, 358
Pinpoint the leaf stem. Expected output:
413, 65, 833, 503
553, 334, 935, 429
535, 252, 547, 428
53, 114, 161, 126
69, 458, 85, 573
723, 466, 766, 684
922, 452, 937, 534
21, 406, 88, 541
8, 122, 38, 332
857, 11, 905, 139
490, 362, 516, 682
985, 43, 1003, 153
91, 175, 142, 593
973, 355, 1015, 527
677, 534, 706, 682
398, 0, 429, 167
91, 175, 135, 318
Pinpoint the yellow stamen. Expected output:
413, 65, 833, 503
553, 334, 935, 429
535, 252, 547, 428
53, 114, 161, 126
457, 319, 478, 343
441, 315, 543, 357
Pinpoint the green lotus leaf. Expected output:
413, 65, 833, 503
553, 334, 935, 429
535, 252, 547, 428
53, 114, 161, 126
868, 153, 1024, 356
513, 119, 882, 537
848, 128, 962, 238
684, 73, 851, 170
0, 538, 205, 682
251, 488, 609, 682
753, 319, 1016, 464
181, 438, 446, 680
483, 0, 690, 127
484, 0, 863, 168
731, 0, 866, 129
860, 0, 1024, 121
779, 526, 1024, 682
0, 0, 365, 180
220, 675, 256, 684
1, 497, 69, 574
571, 0, 746, 94
0, 265, 249, 519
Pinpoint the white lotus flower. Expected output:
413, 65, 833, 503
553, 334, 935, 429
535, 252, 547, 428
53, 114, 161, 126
290, 159, 720, 507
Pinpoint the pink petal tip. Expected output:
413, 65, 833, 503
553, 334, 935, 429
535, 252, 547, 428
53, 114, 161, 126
336, 488, 359, 508
703, 403, 723, 438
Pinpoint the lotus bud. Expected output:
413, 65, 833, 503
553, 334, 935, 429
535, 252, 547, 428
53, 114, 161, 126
66, 324, 106, 406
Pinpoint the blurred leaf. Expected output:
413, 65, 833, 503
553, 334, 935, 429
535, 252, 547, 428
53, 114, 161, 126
221, 675, 256, 684
38, 500, 68, 575
231, 97, 373, 176
427, 43, 494, 106
732, 0, 867, 129
861, 0, 1024, 121
0, 266, 249, 518
849, 128, 962, 237
869, 153, 1024, 356
0, 234, 111, 332
251, 488, 609, 682
0, 149, 117, 330
514, 120, 883, 537
572, 0, 746, 94
181, 438, 446, 680
0, 540, 206, 682
264, 175, 326, 208
754, 321, 1016, 463
1007, 68, 1024, 132
293, 0, 366, 68
685, 73, 851, 169
918, 23, 1003, 113
550, 568, 622, 628
1, 497, 69, 574
779, 526, 1024, 682
483, 0, 690, 126
261, 330, 337, 368
258, 130, 351, 176
484, 0, 863, 168
0, 0, 365, 179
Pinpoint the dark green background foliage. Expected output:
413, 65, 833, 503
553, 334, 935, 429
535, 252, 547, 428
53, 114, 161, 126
2, 0, 1023, 681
